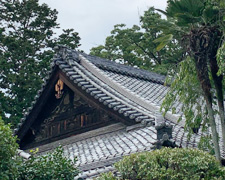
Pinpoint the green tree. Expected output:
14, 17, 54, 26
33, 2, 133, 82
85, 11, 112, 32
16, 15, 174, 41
157, 0, 225, 160
0, 0, 81, 126
90, 7, 185, 75
0, 116, 19, 180
97, 148, 225, 180
54, 29, 81, 49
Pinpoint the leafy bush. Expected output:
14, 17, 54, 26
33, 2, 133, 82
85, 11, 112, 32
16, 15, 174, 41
97, 148, 225, 180
18, 146, 79, 180
0, 116, 78, 180
0, 117, 19, 180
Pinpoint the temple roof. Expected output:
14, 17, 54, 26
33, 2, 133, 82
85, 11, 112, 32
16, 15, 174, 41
15, 45, 225, 179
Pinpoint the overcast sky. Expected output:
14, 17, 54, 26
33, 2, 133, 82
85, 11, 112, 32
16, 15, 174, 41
39, 0, 167, 53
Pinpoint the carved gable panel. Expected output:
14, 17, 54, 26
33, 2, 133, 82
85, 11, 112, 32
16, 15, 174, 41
22, 81, 117, 148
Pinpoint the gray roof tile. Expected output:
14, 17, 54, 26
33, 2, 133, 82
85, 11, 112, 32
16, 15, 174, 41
16, 47, 225, 179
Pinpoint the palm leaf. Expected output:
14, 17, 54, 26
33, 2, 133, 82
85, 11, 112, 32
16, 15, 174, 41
167, 0, 205, 20
155, 8, 170, 17
153, 34, 173, 43
156, 41, 169, 51
154, 34, 173, 51
175, 12, 202, 25
202, 6, 219, 24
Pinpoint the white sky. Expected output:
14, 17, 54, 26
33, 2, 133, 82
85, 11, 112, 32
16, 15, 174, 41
39, 0, 167, 53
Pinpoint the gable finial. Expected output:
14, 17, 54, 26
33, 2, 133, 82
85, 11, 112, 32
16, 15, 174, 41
54, 44, 69, 59
54, 44, 80, 63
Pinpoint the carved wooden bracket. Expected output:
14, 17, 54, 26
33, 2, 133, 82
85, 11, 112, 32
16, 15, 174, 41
55, 79, 64, 99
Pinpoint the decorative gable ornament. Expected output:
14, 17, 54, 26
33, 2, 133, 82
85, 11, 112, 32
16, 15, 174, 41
55, 79, 64, 99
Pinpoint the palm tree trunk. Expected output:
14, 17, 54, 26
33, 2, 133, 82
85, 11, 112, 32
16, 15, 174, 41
194, 57, 221, 161
190, 27, 221, 161
209, 52, 225, 152
205, 95, 221, 161
218, 100, 225, 152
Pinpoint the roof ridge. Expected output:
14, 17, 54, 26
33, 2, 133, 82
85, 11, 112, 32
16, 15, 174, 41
80, 55, 160, 113
79, 54, 184, 126
61, 54, 155, 123
14, 46, 182, 140
80, 52, 166, 84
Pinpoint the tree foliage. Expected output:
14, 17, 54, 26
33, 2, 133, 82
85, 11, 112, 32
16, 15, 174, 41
18, 146, 79, 180
90, 7, 185, 75
157, 0, 225, 160
97, 148, 225, 180
0, 0, 81, 126
0, 116, 78, 180
0, 117, 19, 180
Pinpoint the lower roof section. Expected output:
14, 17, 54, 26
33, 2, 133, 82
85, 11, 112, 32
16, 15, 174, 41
32, 121, 205, 179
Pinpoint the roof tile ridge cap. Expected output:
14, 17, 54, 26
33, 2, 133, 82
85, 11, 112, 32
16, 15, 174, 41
164, 111, 185, 127
99, 63, 165, 84
79, 54, 185, 127
70, 56, 153, 118
84, 53, 165, 84
80, 55, 159, 112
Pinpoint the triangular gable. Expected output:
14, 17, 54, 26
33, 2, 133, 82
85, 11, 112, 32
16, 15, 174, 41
19, 68, 137, 149
16, 46, 161, 149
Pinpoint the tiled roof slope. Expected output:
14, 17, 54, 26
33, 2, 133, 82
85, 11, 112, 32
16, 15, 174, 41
14, 46, 177, 135
57, 53, 156, 124
72, 121, 201, 179
17, 46, 225, 179
15, 47, 160, 135
81, 53, 165, 84
35, 121, 200, 179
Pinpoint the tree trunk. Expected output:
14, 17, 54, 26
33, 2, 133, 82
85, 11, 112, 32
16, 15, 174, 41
218, 100, 225, 152
205, 95, 221, 161
208, 34, 225, 152
190, 27, 221, 161
193, 55, 221, 161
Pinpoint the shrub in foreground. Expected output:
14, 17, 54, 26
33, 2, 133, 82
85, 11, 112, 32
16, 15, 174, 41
0, 117, 19, 180
18, 146, 79, 180
97, 148, 225, 180
0, 117, 78, 180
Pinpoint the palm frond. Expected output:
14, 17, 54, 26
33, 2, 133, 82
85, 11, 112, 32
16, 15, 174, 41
155, 8, 170, 17
154, 34, 173, 51
167, 0, 205, 22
